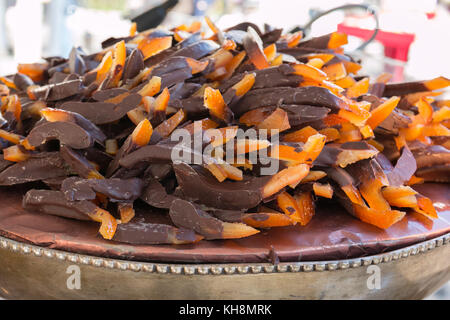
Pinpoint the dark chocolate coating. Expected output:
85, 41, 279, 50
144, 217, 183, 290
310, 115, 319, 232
297, 33, 331, 49
173, 162, 270, 210
171, 40, 219, 60
325, 167, 356, 187
0, 152, 69, 185
169, 199, 224, 239
31, 79, 83, 101
412, 145, 450, 169
168, 82, 200, 100
225, 22, 262, 36
140, 177, 178, 209
60, 93, 141, 125
61, 177, 144, 202
23, 189, 92, 221
27, 121, 93, 149
60, 146, 99, 179
92, 88, 128, 101
233, 86, 348, 116
387, 146, 416, 186
376, 109, 411, 135
13, 73, 34, 91
416, 164, 450, 183
219, 64, 303, 93
113, 221, 200, 245
122, 49, 144, 81
383, 81, 429, 97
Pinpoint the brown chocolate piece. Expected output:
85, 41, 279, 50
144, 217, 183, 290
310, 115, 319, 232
169, 199, 225, 239
27, 121, 93, 149
412, 145, 450, 169
0, 152, 69, 185
61, 177, 144, 202
145, 163, 173, 180
60, 146, 100, 179
160, 68, 192, 89
0, 158, 13, 172
92, 88, 127, 101
168, 82, 201, 100
31, 79, 83, 101
383, 81, 429, 97
13, 73, 34, 91
280, 104, 330, 126
314, 141, 378, 168
60, 93, 141, 124
233, 86, 348, 116
210, 209, 246, 223
416, 165, 450, 183
325, 167, 357, 188
169, 96, 207, 117
219, 65, 303, 93
113, 221, 201, 245
226, 22, 262, 35
345, 158, 389, 186
261, 28, 283, 45
119, 143, 191, 169
173, 162, 269, 210
278, 47, 333, 59
171, 40, 219, 60
23, 189, 92, 221
375, 109, 411, 135
140, 177, 178, 209
387, 146, 416, 186
122, 49, 144, 81
297, 33, 332, 49
151, 56, 192, 77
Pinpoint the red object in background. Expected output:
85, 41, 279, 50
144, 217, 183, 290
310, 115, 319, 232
337, 23, 415, 62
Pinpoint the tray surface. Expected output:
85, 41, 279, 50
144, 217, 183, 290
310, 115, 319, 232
0, 183, 448, 263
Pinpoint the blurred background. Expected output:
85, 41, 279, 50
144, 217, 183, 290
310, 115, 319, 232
0, 0, 448, 299
0, 0, 449, 81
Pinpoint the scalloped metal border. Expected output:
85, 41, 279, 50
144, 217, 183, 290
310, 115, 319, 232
0, 233, 449, 275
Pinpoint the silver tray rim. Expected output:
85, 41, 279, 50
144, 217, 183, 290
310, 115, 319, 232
1, 232, 449, 275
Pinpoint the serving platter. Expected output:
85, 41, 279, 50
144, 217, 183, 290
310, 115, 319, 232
0, 183, 449, 299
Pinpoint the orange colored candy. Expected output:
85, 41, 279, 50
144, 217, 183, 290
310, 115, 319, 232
17, 63, 47, 82
328, 32, 348, 49
367, 96, 400, 129
155, 109, 186, 138
232, 73, 256, 97
313, 182, 333, 199
262, 164, 310, 198
322, 62, 347, 81
88, 207, 118, 240
292, 63, 327, 82
256, 108, 291, 133
203, 87, 230, 122
283, 126, 318, 143
3, 145, 30, 162
242, 212, 294, 228
138, 36, 172, 60
346, 77, 369, 98
131, 119, 153, 147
